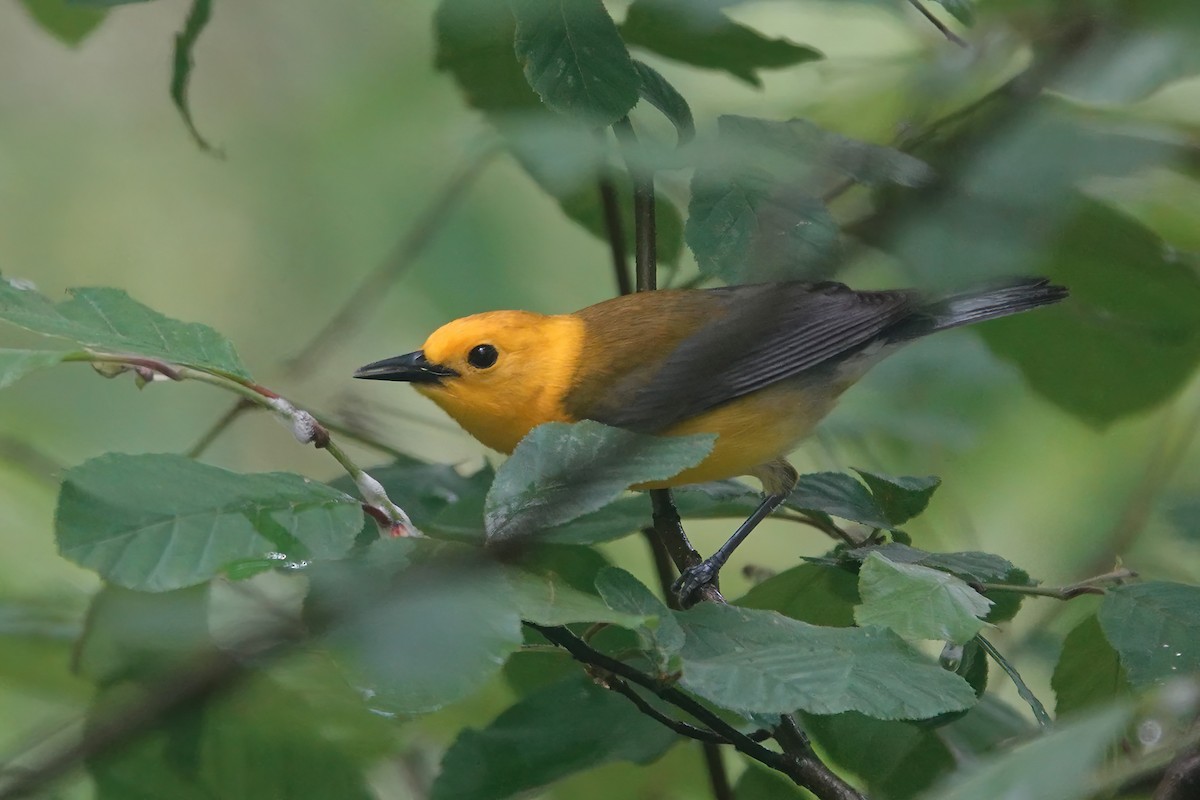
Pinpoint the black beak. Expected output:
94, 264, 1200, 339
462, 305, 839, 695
353, 351, 459, 383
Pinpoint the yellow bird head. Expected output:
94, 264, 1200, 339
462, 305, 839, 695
354, 310, 585, 454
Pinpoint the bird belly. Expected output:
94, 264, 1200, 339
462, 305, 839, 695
636, 380, 844, 489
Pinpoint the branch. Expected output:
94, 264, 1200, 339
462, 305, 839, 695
906, 0, 968, 48
66, 351, 413, 536
976, 567, 1137, 600
284, 145, 497, 378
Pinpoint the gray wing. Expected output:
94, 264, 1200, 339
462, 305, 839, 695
592, 282, 917, 433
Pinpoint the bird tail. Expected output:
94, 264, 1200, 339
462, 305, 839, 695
888, 277, 1068, 342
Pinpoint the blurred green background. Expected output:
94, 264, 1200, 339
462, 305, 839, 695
3, 0, 1200, 796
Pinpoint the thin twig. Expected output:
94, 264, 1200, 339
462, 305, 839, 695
186, 397, 256, 458
602, 678, 731, 745
976, 567, 1136, 600
284, 146, 497, 378
906, 0, 968, 48
64, 351, 413, 535
596, 171, 633, 296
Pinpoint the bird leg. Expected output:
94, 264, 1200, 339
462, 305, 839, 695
672, 460, 798, 607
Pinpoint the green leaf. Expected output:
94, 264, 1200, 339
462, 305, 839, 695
484, 421, 713, 541
506, 565, 647, 627
89, 675, 377, 800
803, 712, 956, 800
56, 453, 362, 591
855, 553, 992, 644
18, 0, 107, 45
736, 563, 859, 627
75, 584, 214, 685
925, 705, 1129, 800
0, 278, 250, 379
1098, 581, 1200, 688
981, 199, 1200, 426
556, 174, 685, 266
331, 455, 489, 543
434, 0, 540, 113
933, 0, 973, 26
853, 470, 941, 526
317, 560, 523, 714
431, 674, 678, 800
1053, 613, 1130, 716
510, 0, 640, 127
841, 543, 1034, 624
686, 174, 839, 284
786, 472, 891, 529
675, 603, 976, 719
0, 349, 67, 390
733, 760, 810, 799
714, 115, 933, 189
595, 567, 684, 666
170, 0, 219, 155
619, 0, 821, 87
632, 61, 694, 145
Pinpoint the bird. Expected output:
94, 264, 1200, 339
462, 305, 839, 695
354, 277, 1067, 602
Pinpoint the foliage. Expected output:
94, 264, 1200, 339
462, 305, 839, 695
6, 1, 1200, 799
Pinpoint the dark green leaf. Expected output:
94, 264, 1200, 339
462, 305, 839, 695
1053, 613, 1130, 716
596, 567, 684, 667
0, 349, 67, 390
1098, 581, 1200, 688
736, 563, 859, 627
90, 676, 377, 800
733, 760, 810, 799
431, 674, 677, 800
686, 173, 839, 284
170, 0, 219, 154
57, 453, 362, 591
854, 470, 941, 526
715, 115, 933, 189
982, 195, 1200, 425
786, 472, 891, 529
1165, 497, 1200, 542
938, 693, 1033, 756
556, 174, 685, 266
18, 0, 106, 45
620, 0, 821, 87
332, 456, 489, 543
318, 560, 523, 714
632, 61, 694, 145
0, 277, 250, 379
675, 603, 976, 719
484, 421, 713, 541
435, 0, 539, 113
506, 565, 646, 627
803, 711, 956, 800
75, 584, 213, 685
510, 0, 639, 127
925, 706, 1129, 800
845, 543, 1031, 584
855, 553, 991, 644
933, 0, 973, 26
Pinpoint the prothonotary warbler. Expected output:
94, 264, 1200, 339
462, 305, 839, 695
355, 278, 1067, 601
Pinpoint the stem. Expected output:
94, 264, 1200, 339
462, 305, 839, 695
907, 0, 968, 48
976, 635, 1051, 727
284, 145, 497, 378
977, 567, 1136, 600
65, 351, 413, 534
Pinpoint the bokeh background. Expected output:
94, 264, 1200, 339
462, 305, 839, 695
3, 1, 1200, 796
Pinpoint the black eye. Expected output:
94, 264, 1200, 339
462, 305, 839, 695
467, 344, 498, 369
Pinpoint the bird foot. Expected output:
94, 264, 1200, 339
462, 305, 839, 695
672, 560, 719, 605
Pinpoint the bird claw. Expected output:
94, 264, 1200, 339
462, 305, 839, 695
672, 560, 718, 604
